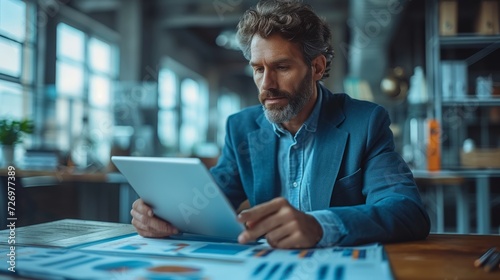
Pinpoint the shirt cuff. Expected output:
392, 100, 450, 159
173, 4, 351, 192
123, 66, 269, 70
307, 210, 346, 247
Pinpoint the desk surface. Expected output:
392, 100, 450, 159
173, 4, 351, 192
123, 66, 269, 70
0, 167, 126, 183
387, 234, 500, 279
1, 219, 500, 279
0, 169, 132, 225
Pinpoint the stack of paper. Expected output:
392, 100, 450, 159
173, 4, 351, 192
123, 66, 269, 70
1, 233, 394, 279
0, 219, 394, 279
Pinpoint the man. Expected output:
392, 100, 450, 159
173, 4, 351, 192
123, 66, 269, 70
131, 0, 430, 249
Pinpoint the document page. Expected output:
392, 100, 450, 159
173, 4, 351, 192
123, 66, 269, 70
1, 233, 394, 279
0, 219, 135, 248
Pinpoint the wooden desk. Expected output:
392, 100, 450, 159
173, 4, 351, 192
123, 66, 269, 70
0, 168, 126, 183
2, 220, 500, 279
0, 168, 136, 228
386, 234, 500, 279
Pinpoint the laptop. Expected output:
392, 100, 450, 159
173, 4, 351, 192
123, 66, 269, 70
111, 156, 245, 240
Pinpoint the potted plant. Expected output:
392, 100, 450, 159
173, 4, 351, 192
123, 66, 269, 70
0, 118, 34, 166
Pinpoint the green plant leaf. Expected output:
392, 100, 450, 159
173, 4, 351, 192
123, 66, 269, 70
0, 118, 34, 145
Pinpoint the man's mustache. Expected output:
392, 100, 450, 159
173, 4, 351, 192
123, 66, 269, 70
259, 89, 289, 99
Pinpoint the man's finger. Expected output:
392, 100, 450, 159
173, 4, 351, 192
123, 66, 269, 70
238, 197, 287, 223
133, 199, 153, 217
238, 208, 287, 244
243, 211, 283, 240
274, 230, 312, 249
130, 208, 149, 225
147, 216, 178, 234
136, 228, 160, 238
131, 207, 178, 235
264, 222, 293, 247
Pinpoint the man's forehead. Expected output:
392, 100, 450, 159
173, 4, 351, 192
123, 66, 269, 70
249, 34, 303, 61
250, 33, 288, 47
249, 56, 295, 66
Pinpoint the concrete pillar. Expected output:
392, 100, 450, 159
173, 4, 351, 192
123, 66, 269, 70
117, 0, 141, 82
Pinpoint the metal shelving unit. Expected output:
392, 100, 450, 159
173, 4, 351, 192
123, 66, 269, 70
442, 97, 500, 106
426, 0, 500, 166
440, 35, 500, 47
424, 0, 500, 234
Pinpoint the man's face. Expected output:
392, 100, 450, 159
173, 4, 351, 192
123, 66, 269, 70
249, 34, 315, 124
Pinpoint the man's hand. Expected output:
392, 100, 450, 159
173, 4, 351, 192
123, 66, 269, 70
130, 198, 179, 238
237, 197, 323, 249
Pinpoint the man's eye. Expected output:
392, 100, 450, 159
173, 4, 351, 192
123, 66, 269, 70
254, 67, 264, 73
277, 66, 289, 70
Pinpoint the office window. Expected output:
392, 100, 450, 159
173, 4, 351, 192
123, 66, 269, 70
217, 93, 240, 147
0, 38, 22, 77
57, 23, 85, 62
55, 23, 85, 151
0, 0, 26, 42
56, 61, 84, 97
0, 0, 35, 120
89, 75, 111, 107
88, 37, 114, 163
88, 74, 113, 165
0, 80, 23, 119
55, 22, 116, 166
180, 78, 200, 154
157, 60, 208, 155
158, 69, 178, 149
89, 37, 112, 73
56, 23, 85, 98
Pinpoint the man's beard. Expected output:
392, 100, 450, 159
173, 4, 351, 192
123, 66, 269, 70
260, 70, 314, 124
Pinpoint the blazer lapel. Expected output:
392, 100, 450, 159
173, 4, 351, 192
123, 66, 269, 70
248, 114, 279, 206
309, 86, 348, 210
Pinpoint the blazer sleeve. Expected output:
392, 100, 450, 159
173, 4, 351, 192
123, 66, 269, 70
322, 106, 430, 246
209, 115, 247, 210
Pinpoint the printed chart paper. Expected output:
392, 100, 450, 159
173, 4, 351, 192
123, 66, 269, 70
0, 246, 245, 280
0, 233, 394, 279
82, 234, 388, 263
1, 246, 393, 280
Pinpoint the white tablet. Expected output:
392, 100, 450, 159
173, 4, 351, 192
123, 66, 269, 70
111, 156, 245, 240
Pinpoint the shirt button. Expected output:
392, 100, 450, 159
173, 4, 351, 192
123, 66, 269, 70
293, 145, 299, 149
292, 182, 298, 188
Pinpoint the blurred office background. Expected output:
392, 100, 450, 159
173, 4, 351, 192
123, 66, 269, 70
0, 0, 499, 234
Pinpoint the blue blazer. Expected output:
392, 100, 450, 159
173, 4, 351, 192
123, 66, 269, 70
210, 84, 430, 245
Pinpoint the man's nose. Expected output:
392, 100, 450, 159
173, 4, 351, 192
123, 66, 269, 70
260, 70, 277, 91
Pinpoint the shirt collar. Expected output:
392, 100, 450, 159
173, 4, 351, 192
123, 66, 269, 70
272, 83, 322, 137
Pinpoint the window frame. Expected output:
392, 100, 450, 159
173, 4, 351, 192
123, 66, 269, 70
158, 57, 209, 156
0, 0, 37, 122
50, 7, 119, 166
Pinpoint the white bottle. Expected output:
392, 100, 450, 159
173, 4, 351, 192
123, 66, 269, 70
407, 66, 428, 105
71, 116, 93, 169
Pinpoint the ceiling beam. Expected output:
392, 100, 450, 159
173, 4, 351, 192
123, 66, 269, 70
72, 0, 120, 13
161, 14, 242, 29
161, 10, 346, 29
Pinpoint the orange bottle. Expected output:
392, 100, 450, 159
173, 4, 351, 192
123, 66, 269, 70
427, 119, 441, 171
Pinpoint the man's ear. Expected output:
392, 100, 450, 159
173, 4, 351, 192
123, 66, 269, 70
311, 55, 327, 81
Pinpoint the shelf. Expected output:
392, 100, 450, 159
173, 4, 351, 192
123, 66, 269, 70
413, 169, 500, 179
442, 97, 500, 106
440, 35, 500, 48
427, 0, 500, 173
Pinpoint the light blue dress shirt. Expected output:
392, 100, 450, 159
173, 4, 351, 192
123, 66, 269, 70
272, 86, 346, 247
